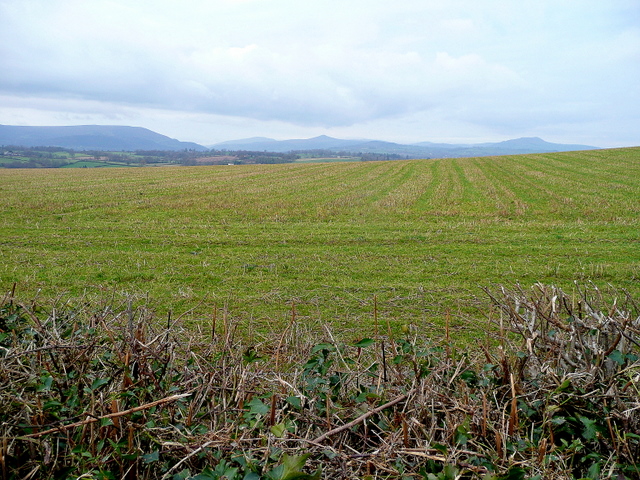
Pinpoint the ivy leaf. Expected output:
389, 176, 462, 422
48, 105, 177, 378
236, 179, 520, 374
100, 417, 115, 427
607, 349, 625, 365
311, 343, 335, 354
265, 454, 321, 480
431, 443, 448, 455
270, 422, 287, 438
579, 415, 599, 441
246, 397, 270, 416
352, 338, 375, 348
37, 375, 54, 392
285, 396, 302, 409
192, 466, 227, 480
90, 377, 110, 391
172, 470, 191, 480
497, 466, 526, 480
142, 451, 159, 464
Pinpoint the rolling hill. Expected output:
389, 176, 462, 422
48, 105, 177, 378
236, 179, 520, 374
0, 125, 207, 151
211, 135, 598, 157
1, 124, 599, 157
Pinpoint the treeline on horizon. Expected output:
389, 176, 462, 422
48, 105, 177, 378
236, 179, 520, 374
0, 145, 407, 168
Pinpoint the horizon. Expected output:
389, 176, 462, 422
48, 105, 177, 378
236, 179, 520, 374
205, 133, 603, 149
0, 120, 632, 151
0, 123, 608, 150
1, 1, 639, 148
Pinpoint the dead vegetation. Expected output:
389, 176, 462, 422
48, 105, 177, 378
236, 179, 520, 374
1, 283, 639, 479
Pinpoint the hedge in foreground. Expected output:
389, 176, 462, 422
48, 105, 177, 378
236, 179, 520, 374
1, 283, 639, 479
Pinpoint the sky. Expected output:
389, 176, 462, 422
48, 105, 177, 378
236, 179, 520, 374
1, 0, 639, 148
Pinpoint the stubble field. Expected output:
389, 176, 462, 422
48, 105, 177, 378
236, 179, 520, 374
1, 147, 639, 339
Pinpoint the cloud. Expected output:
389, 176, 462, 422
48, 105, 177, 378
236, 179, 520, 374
0, 0, 526, 126
0, 0, 638, 146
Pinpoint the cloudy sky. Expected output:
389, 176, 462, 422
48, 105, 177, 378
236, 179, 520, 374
1, 0, 638, 147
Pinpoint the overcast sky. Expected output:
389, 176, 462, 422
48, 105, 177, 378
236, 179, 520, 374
1, 0, 639, 147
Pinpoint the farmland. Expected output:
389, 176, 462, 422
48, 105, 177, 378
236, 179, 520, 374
2, 147, 640, 479
1, 147, 639, 338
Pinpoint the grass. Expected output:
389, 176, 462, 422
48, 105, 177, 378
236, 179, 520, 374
1, 147, 639, 338
294, 157, 361, 163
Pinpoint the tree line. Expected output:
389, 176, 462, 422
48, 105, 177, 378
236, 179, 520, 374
1, 145, 406, 168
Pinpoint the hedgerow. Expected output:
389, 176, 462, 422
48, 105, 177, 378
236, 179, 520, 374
1, 283, 638, 479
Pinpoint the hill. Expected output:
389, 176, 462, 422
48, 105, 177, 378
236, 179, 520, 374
212, 135, 598, 157
0, 124, 599, 157
0, 125, 207, 151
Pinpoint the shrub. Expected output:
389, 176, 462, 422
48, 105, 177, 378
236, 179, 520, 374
0, 284, 638, 479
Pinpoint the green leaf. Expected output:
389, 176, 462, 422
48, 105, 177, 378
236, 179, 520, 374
453, 420, 470, 445
37, 375, 54, 392
100, 417, 115, 427
172, 470, 191, 480
265, 453, 321, 480
311, 343, 335, 354
242, 347, 263, 364
246, 397, 270, 416
392, 354, 405, 365
43, 400, 63, 410
355, 391, 379, 403
270, 422, 287, 438
353, 338, 375, 348
190, 467, 215, 479
553, 378, 571, 393
586, 461, 601, 480
90, 377, 110, 391
285, 396, 302, 409
142, 451, 159, 464
193, 464, 239, 479
431, 443, 448, 455
95, 470, 116, 480
459, 369, 477, 385
441, 465, 459, 480
607, 349, 625, 365
497, 466, 526, 480
579, 415, 599, 441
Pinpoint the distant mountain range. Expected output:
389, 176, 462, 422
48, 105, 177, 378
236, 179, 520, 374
212, 135, 598, 158
0, 125, 206, 151
0, 124, 598, 157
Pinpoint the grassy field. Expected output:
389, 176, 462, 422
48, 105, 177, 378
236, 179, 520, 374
1, 147, 639, 338
61, 160, 131, 168
294, 156, 361, 163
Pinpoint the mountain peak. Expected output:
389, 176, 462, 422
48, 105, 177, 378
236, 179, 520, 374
498, 136, 545, 144
310, 135, 336, 140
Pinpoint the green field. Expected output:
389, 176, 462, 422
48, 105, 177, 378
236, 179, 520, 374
0, 156, 30, 164
294, 156, 361, 163
1, 148, 639, 338
61, 160, 131, 168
